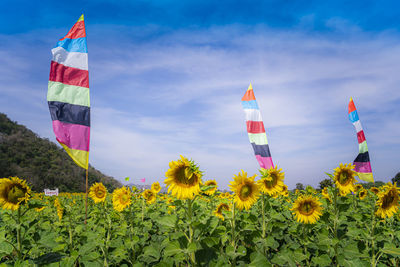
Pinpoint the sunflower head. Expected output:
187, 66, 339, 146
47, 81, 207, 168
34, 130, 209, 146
354, 184, 363, 192
291, 194, 323, 224
257, 166, 285, 196
370, 187, 380, 195
151, 182, 162, 194
229, 170, 260, 210
89, 182, 107, 203
54, 198, 64, 221
203, 180, 218, 195
164, 156, 203, 200
213, 203, 230, 220
358, 189, 367, 200
333, 163, 357, 196
280, 184, 289, 197
0, 177, 31, 211
142, 189, 156, 204
376, 182, 400, 219
322, 187, 332, 202
112, 187, 132, 212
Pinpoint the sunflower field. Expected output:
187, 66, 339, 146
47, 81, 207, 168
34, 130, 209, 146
1, 157, 400, 266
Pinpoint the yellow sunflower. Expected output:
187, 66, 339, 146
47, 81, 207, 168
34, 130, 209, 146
291, 195, 323, 224
358, 189, 367, 200
257, 166, 285, 196
333, 163, 357, 196
0, 177, 31, 211
164, 156, 203, 200
213, 203, 230, 220
354, 184, 363, 192
54, 198, 63, 221
112, 187, 132, 212
204, 180, 218, 195
89, 182, 107, 203
370, 187, 380, 195
151, 182, 162, 194
280, 184, 289, 197
142, 189, 156, 204
376, 182, 400, 219
229, 170, 260, 210
322, 187, 331, 202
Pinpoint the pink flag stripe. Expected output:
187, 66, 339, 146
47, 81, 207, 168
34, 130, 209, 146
255, 155, 274, 169
52, 120, 90, 151
49, 61, 89, 88
354, 161, 372, 173
246, 121, 266, 134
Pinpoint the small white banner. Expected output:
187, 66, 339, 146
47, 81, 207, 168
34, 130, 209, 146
44, 188, 59, 196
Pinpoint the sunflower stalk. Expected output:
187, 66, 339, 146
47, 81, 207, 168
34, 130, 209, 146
332, 186, 339, 267
261, 193, 266, 238
186, 198, 196, 265
16, 208, 22, 260
370, 206, 378, 267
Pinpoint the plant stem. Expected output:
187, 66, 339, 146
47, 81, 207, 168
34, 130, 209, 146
230, 199, 237, 266
333, 187, 339, 266
261, 193, 266, 238
16, 208, 22, 260
370, 207, 377, 266
187, 198, 195, 265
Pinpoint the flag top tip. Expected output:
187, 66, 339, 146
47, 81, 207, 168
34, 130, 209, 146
350, 97, 353, 101
78, 14, 84, 22
247, 83, 253, 91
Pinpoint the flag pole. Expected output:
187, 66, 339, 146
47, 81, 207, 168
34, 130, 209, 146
85, 168, 88, 224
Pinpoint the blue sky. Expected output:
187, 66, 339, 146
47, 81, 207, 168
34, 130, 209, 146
0, 0, 399, 189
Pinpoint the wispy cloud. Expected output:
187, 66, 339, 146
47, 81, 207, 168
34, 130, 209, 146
1, 24, 399, 189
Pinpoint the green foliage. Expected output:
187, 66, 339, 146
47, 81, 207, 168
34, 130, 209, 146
0, 113, 121, 192
319, 178, 333, 189
392, 172, 400, 184
295, 183, 304, 190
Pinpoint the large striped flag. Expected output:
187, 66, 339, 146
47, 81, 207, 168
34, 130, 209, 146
348, 98, 373, 182
241, 84, 274, 169
47, 14, 90, 169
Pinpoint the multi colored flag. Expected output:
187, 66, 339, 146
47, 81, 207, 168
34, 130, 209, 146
348, 98, 373, 182
47, 15, 90, 169
241, 84, 274, 169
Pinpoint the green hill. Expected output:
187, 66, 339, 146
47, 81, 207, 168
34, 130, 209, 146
0, 113, 121, 192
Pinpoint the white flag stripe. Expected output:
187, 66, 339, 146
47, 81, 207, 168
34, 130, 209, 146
243, 108, 263, 122
352, 120, 363, 133
51, 46, 88, 70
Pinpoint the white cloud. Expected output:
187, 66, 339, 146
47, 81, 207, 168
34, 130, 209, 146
1, 25, 399, 189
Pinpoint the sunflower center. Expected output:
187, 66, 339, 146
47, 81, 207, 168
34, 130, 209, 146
175, 166, 198, 186
338, 171, 350, 185
120, 193, 129, 204
95, 188, 105, 198
7, 186, 26, 204
264, 174, 277, 188
299, 200, 315, 216
382, 190, 396, 209
239, 184, 252, 199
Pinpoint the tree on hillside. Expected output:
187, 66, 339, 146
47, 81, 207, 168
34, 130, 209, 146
319, 178, 333, 189
391, 172, 400, 184
296, 183, 304, 190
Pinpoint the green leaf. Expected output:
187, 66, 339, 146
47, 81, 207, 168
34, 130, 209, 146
249, 252, 271, 267
158, 215, 177, 228
381, 247, 400, 257
164, 241, 182, 257
312, 254, 331, 266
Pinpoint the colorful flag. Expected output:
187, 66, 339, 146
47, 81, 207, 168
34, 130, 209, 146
241, 84, 274, 169
348, 98, 373, 182
47, 14, 90, 169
